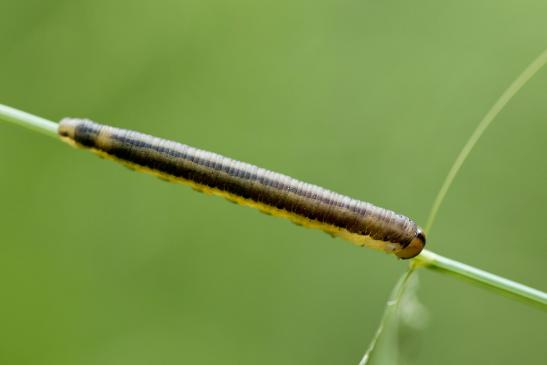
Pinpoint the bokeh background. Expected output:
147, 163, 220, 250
1, 1, 546, 364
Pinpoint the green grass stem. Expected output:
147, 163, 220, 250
0, 104, 58, 139
416, 249, 547, 309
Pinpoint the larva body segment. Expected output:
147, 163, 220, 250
58, 118, 425, 259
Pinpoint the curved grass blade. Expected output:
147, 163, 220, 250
425, 48, 547, 233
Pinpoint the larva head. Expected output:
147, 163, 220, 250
396, 227, 426, 259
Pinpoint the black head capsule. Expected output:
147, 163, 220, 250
395, 228, 426, 259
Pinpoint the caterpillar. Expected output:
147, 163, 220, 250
58, 118, 425, 259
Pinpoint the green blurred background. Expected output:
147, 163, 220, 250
1, 1, 546, 364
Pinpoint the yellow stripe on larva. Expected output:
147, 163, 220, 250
58, 118, 426, 259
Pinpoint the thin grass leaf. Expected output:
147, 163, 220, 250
425, 48, 547, 233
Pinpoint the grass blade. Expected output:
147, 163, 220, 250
425, 49, 547, 233
0, 104, 58, 138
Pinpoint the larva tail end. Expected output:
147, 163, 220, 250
58, 118, 81, 140
396, 228, 426, 259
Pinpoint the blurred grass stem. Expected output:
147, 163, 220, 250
358, 268, 416, 365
